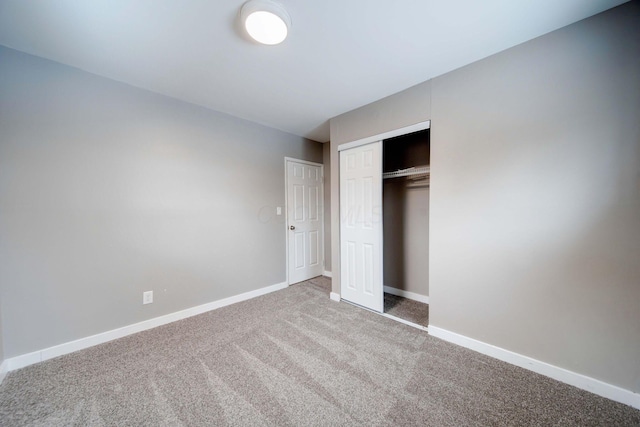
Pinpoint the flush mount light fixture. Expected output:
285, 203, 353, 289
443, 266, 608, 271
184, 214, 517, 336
240, 0, 291, 45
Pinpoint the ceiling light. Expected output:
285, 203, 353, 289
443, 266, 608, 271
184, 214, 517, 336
241, 0, 291, 45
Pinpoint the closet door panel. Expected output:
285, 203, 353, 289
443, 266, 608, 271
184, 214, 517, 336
339, 141, 383, 312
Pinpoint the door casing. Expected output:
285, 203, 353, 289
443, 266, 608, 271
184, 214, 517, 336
336, 120, 431, 306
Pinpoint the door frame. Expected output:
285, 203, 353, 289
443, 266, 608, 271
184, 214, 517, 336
336, 120, 430, 300
284, 157, 325, 285
337, 121, 431, 152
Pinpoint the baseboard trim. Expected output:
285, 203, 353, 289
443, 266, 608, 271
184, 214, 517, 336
6, 281, 288, 372
323, 270, 332, 278
428, 326, 640, 410
329, 292, 341, 302
0, 360, 8, 385
383, 286, 429, 304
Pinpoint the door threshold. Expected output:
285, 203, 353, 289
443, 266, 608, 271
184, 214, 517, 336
381, 312, 428, 332
341, 299, 428, 332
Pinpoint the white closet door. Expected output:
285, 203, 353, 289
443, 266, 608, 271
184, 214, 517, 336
340, 141, 383, 312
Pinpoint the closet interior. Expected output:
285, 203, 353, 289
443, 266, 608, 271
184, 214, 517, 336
382, 129, 430, 326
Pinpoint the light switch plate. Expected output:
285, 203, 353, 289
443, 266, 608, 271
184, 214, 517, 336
143, 291, 153, 305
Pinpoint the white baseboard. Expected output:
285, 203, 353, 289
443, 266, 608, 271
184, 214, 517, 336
0, 360, 8, 385
6, 281, 288, 372
323, 270, 332, 278
384, 286, 429, 304
429, 326, 640, 410
329, 292, 340, 302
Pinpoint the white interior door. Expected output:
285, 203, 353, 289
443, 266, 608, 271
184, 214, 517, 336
339, 141, 383, 312
287, 159, 324, 284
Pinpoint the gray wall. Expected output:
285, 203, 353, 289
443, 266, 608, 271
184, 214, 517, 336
322, 142, 331, 273
430, 2, 640, 392
383, 182, 429, 296
329, 1, 639, 393
0, 302, 4, 364
0, 46, 322, 358
329, 81, 432, 295
403, 186, 429, 296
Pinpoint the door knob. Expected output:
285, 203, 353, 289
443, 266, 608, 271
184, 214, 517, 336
290, 225, 295, 230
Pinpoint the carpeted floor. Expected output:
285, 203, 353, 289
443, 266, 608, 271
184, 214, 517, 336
0, 276, 638, 426
384, 293, 429, 326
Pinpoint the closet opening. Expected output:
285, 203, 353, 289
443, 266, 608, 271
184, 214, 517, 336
382, 129, 430, 327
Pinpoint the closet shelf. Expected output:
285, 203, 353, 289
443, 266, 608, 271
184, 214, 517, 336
383, 165, 430, 179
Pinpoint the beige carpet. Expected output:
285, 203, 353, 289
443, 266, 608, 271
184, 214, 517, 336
0, 276, 638, 426
384, 293, 429, 326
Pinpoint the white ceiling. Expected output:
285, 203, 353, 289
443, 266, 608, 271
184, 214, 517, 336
0, 0, 628, 142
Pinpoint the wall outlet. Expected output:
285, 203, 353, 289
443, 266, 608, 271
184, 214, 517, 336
276, 206, 282, 215
143, 291, 153, 305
